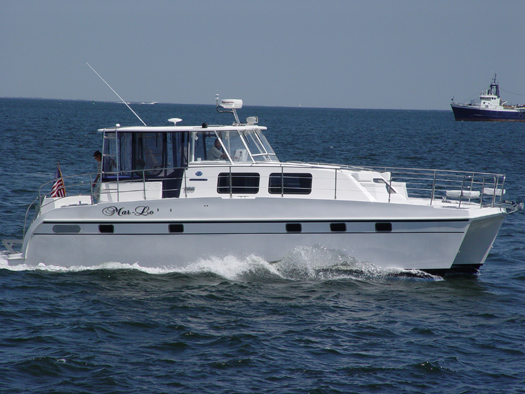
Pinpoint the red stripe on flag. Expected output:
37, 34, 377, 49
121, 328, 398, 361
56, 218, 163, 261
51, 164, 66, 197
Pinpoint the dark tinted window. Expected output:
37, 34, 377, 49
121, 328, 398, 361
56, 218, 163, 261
286, 223, 302, 232
218, 173, 260, 194
269, 173, 312, 195
169, 224, 184, 233
99, 224, 114, 233
330, 223, 347, 232
375, 222, 392, 232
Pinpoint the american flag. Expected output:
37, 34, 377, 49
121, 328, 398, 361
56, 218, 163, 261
51, 164, 66, 197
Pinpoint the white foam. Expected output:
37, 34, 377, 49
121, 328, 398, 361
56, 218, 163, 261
0, 248, 440, 281
178, 254, 282, 280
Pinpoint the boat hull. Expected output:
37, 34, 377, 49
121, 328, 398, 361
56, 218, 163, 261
12, 198, 506, 274
451, 104, 525, 122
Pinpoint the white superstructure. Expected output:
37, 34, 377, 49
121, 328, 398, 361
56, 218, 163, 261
4, 98, 521, 274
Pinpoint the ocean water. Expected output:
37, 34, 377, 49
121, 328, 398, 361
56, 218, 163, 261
1, 98, 524, 393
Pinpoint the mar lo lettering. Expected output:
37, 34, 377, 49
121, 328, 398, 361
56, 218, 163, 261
102, 206, 154, 217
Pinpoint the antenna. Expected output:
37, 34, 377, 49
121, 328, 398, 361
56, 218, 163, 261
85, 61, 147, 126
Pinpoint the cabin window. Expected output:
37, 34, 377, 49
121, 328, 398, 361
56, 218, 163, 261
101, 132, 118, 177
217, 172, 260, 194
191, 132, 210, 162
220, 130, 249, 162
190, 128, 279, 163
132, 132, 165, 177
102, 131, 189, 181
269, 173, 312, 195
193, 130, 250, 162
244, 129, 278, 162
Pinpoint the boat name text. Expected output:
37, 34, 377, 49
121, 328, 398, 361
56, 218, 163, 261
102, 206, 154, 217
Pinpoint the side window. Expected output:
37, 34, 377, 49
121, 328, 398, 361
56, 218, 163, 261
269, 173, 312, 195
130, 132, 164, 177
218, 173, 260, 194
101, 132, 117, 181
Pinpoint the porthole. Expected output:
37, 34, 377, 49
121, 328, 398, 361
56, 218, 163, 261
375, 222, 392, 232
286, 223, 302, 233
169, 224, 184, 233
99, 224, 114, 233
330, 223, 347, 232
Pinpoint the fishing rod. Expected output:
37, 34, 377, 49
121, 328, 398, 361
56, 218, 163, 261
85, 61, 147, 126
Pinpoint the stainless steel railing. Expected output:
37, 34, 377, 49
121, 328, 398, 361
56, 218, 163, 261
35, 164, 508, 206
27, 164, 509, 232
365, 165, 506, 208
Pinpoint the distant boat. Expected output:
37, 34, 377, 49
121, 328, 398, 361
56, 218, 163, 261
451, 75, 525, 121
140, 101, 158, 105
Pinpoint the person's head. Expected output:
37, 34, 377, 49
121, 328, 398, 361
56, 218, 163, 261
93, 151, 102, 162
214, 139, 221, 149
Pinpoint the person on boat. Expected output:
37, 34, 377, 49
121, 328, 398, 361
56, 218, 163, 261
92, 150, 102, 200
207, 138, 228, 160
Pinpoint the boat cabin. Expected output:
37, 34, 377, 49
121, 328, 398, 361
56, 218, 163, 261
479, 75, 503, 109
98, 99, 279, 199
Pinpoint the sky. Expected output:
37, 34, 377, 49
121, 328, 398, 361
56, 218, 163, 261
1, 0, 524, 110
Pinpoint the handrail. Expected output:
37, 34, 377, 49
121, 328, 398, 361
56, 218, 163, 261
37, 164, 508, 203
27, 163, 509, 230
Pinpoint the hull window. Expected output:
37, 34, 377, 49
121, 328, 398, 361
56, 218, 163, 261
330, 223, 347, 232
286, 223, 302, 233
99, 224, 114, 234
375, 222, 392, 232
169, 224, 184, 233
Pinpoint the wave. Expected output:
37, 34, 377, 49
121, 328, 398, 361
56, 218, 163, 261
0, 246, 441, 282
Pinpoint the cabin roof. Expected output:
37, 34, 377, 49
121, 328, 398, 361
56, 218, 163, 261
98, 124, 268, 133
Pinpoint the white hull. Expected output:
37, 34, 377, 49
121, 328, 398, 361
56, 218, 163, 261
11, 197, 506, 274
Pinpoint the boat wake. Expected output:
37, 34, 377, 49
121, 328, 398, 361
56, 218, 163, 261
0, 247, 441, 281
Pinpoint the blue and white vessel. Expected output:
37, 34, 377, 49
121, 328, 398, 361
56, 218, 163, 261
451, 74, 525, 121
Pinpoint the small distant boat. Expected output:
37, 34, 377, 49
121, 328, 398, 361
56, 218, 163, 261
451, 75, 525, 121
139, 101, 158, 105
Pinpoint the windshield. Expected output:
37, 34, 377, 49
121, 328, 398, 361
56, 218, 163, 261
243, 129, 278, 162
190, 128, 279, 163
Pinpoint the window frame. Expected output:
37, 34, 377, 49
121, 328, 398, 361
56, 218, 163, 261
268, 173, 313, 195
217, 172, 261, 194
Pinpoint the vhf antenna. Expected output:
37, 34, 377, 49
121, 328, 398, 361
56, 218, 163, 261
85, 61, 147, 126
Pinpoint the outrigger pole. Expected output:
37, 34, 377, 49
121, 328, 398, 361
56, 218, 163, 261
85, 61, 147, 126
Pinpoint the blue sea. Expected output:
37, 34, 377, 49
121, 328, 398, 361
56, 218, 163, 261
1, 98, 524, 393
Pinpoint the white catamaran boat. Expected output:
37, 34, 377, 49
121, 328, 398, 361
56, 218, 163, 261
3, 97, 522, 274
